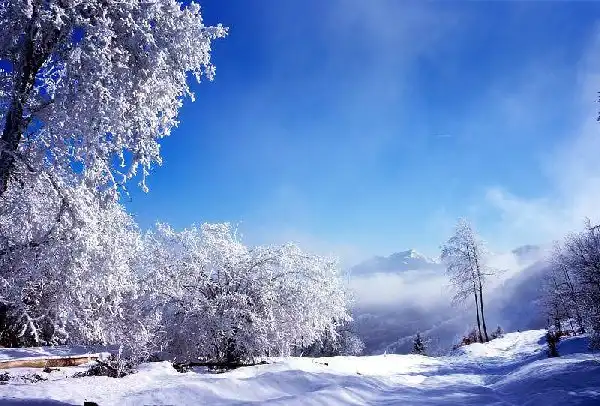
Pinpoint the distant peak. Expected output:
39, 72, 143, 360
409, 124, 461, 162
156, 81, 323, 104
511, 244, 547, 263
406, 249, 423, 259
351, 248, 442, 275
391, 249, 430, 261
511, 245, 540, 256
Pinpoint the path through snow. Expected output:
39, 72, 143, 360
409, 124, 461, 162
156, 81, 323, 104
1, 330, 599, 405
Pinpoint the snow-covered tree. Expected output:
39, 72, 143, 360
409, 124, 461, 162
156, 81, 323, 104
548, 220, 600, 345
301, 327, 364, 357
546, 241, 585, 333
441, 219, 495, 343
0, 0, 227, 198
412, 332, 426, 355
338, 330, 365, 356
0, 171, 143, 347
139, 223, 351, 364
542, 263, 579, 334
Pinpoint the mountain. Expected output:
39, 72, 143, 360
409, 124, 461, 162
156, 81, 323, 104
489, 258, 550, 332
511, 244, 547, 264
349, 245, 551, 355
350, 249, 443, 276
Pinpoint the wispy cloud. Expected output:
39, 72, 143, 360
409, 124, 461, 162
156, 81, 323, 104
349, 270, 448, 308
482, 28, 600, 249
231, 3, 598, 267
241, 1, 464, 264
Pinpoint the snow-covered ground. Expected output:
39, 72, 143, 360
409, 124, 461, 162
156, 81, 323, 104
1, 330, 599, 405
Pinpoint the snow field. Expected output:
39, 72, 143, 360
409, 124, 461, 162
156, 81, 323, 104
1, 329, 599, 405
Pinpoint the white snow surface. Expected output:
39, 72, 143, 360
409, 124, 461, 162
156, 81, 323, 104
1, 329, 600, 405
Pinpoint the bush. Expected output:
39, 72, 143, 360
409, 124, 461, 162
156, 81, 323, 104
452, 328, 480, 350
490, 325, 504, 340
0, 180, 142, 348
589, 327, 600, 350
74, 350, 137, 378
299, 328, 364, 357
338, 331, 365, 356
141, 223, 351, 364
0, 372, 47, 384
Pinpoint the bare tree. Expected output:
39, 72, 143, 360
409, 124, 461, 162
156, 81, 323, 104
547, 219, 600, 344
542, 268, 572, 334
544, 244, 585, 333
441, 219, 494, 342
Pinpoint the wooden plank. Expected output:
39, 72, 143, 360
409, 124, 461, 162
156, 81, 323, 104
0, 355, 99, 369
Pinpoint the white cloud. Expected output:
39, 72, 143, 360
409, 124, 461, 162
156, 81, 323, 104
484, 29, 600, 249
349, 270, 448, 308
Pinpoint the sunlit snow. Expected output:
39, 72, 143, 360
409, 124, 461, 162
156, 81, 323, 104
1, 330, 599, 405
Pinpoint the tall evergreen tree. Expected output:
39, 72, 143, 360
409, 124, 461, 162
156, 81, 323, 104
412, 332, 426, 355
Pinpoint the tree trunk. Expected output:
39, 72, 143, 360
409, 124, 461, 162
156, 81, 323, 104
0, 8, 60, 197
225, 336, 237, 365
473, 287, 483, 343
0, 102, 24, 196
478, 278, 489, 342
0, 28, 37, 197
472, 250, 489, 343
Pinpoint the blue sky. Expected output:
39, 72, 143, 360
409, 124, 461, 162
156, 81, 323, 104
125, 0, 600, 264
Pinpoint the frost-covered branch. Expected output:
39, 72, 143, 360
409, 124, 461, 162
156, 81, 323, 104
138, 223, 351, 363
0, 0, 227, 198
441, 219, 496, 343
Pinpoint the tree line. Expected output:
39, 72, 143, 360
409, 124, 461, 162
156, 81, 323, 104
543, 219, 600, 348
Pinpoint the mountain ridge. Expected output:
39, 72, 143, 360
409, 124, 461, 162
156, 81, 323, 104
350, 248, 443, 276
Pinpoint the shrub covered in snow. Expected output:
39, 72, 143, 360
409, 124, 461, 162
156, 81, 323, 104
452, 327, 481, 350
490, 326, 504, 340
74, 351, 137, 379
301, 328, 365, 357
138, 223, 351, 364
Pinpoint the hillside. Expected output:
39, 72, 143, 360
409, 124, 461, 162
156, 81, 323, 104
1, 330, 599, 405
350, 245, 550, 354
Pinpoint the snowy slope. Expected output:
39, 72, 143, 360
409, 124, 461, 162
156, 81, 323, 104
1, 330, 599, 405
351, 245, 550, 355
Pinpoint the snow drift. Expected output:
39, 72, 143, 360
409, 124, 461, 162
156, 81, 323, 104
1, 329, 599, 405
